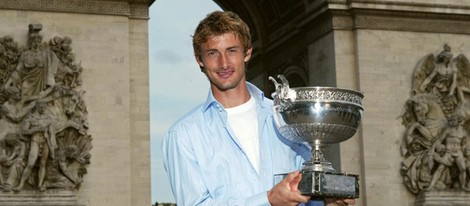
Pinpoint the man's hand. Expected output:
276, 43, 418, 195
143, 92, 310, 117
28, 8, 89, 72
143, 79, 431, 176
325, 198, 356, 206
267, 170, 310, 206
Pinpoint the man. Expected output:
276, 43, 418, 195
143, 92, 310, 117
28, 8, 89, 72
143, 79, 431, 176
14, 102, 57, 192
162, 11, 355, 206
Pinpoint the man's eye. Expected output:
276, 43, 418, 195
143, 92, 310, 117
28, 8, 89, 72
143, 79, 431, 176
228, 49, 239, 54
207, 51, 218, 57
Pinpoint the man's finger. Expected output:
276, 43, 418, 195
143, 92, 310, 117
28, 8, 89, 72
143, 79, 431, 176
289, 172, 302, 191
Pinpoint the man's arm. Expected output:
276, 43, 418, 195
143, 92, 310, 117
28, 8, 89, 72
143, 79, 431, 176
1, 101, 35, 123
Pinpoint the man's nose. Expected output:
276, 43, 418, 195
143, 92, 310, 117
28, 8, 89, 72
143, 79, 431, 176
217, 53, 229, 69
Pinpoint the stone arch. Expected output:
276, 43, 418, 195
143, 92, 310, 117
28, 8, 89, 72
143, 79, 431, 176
283, 65, 308, 87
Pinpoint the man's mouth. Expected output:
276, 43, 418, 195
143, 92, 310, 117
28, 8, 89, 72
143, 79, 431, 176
217, 70, 234, 78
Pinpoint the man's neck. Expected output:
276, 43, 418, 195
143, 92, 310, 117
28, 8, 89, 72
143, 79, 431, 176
212, 84, 251, 109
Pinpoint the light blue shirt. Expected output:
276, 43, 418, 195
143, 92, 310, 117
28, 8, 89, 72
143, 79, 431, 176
162, 82, 314, 205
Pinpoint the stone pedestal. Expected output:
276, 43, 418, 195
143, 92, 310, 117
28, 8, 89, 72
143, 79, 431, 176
415, 190, 470, 206
0, 189, 84, 206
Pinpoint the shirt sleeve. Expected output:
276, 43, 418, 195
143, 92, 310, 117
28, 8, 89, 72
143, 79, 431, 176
244, 192, 271, 206
162, 127, 271, 206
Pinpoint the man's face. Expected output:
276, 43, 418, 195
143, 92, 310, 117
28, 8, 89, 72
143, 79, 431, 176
196, 33, 252, 92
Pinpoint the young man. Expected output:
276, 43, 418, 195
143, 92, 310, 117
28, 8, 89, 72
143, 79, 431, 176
162, 10, 355, 206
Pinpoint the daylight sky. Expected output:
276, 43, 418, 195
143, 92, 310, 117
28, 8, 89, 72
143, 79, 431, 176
149, 0, 221, 203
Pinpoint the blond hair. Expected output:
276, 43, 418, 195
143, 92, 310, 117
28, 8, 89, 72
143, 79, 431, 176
192, 11, 252, 59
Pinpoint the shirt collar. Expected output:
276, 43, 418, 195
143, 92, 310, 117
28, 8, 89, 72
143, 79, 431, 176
202, 82, 265, 112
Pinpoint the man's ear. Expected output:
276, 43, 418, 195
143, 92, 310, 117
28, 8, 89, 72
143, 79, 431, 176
195, 53, 205, 68
244, 47, 253, 63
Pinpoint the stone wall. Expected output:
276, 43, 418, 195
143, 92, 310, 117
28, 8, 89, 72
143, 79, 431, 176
242, 0, 470, 205
355, 30, 470, 205
0, 1, 152, 205
326, 2, 470, 205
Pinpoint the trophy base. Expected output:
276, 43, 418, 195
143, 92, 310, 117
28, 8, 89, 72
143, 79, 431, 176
275, 170, 359, 198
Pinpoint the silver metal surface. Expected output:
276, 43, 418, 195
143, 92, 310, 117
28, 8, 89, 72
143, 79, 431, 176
270, 75, 364, 172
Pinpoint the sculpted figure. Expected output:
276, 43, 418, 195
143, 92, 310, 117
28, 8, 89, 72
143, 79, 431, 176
0, 36, 21, 87
412, 44, 470, 115
5, 24, 60, 98
0, 133, 25, 192
426, 143, 453, 190
42, 145, 82, 190
14, 102, 56, 191
49, 36, 82, 88
401, 94, 448, 193
45, 86, 87, 135
0, 24, 90, 192
426, 113, 468, 191
0, 86, 36, 140
418, 44, 457, 97
402, 94, 447, 153
402, 45, 470, 194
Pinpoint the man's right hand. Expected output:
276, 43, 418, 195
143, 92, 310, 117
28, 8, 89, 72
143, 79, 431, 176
267, 170, 310, 206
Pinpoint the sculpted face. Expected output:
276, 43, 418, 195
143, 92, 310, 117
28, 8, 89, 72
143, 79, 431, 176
413, 102, 428, 121
6, 88, 21, 101
28, 33, 42, 49
196, 33, 252, 93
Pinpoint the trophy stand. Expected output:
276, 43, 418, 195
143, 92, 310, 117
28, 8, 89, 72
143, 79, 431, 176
305, 140, 335, 172
270, 75, 362, 199
298, 140, 359, 198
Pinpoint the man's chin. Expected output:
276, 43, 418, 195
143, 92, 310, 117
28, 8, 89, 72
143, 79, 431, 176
212, 82, 238, 91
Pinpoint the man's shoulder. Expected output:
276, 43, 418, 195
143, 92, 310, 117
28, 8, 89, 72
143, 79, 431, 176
168, 104, 206, 130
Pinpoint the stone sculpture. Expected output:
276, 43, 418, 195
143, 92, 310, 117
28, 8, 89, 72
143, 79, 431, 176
0, 24, 91, 192
401, 44, 470, 194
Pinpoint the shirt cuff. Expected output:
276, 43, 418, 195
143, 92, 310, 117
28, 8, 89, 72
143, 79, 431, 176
245, 191, 271, 206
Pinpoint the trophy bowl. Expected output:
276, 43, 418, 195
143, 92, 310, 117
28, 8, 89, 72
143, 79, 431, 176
270, 75, 363, 198
273, 87, 363, 145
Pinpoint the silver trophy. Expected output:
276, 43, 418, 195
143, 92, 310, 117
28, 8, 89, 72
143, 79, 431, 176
269, 75, 363, 198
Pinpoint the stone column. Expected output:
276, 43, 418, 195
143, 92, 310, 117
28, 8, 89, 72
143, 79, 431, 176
0, 1, 153, 205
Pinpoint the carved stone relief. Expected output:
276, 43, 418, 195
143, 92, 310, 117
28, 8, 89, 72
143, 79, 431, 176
0, 0, 153, 19
400, 44, 470, 195
0, 24, 91, 193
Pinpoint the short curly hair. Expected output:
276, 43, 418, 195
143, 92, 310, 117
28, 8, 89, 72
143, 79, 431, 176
192, 11, 252, 59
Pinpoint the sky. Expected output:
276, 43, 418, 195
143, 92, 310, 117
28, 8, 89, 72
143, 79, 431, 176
149, 0, 221, 203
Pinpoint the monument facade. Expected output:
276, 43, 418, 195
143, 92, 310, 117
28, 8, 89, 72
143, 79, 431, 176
4, 0, 470, 205
215, 0, 470, 205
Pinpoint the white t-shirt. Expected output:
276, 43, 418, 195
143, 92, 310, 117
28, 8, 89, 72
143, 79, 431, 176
226, 96, 260, 173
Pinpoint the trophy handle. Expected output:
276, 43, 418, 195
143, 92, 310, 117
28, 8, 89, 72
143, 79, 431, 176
268, 75, 291, 100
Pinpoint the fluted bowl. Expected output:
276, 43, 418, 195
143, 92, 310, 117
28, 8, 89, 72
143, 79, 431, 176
273, 87, 364, 145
